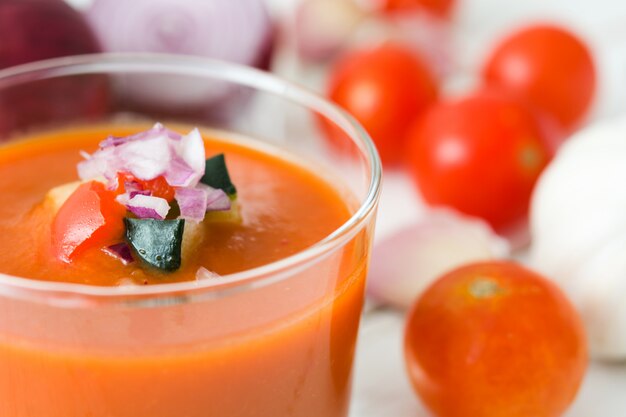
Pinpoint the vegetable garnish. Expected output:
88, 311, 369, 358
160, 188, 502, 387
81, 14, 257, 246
126, 194, 170, 220
124, 218, 184, 272
52, 123, 239, 273
204, 186, 232, 211
102, 242, 134, 265
52, 181, 126, 262
175, 188, 209, 222
78, 123, 205, 188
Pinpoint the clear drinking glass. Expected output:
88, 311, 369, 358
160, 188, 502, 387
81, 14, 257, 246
0, 54, 381, 417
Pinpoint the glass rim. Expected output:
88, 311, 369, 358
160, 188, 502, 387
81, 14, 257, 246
0, 53, 382, 305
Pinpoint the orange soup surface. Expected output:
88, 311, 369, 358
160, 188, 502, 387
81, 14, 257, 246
0, 124, 369, 417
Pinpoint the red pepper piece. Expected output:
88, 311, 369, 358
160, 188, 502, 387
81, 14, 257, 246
52, 181, 126, 262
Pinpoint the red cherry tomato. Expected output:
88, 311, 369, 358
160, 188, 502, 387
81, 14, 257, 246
379, 0, 455, 18
406, 90, 553, 231
325, 43, 438, 165
405, 261, 587, 417
483, 24, 596, 132
52, 181, 126, 262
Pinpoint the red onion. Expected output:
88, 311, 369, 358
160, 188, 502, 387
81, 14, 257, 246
367, 209, 510, 309
165, 128, 205, 187
129, 190, 151, 199
99, 135, 130, 149
176, 188, 209, 222
126, 194, 170, 220
0, 0, 100, 69
88, 0, 271, 65
79, 124, 235, 224
118, 135, 172, 181
78, 146, 116, 181
79, 124, 205, 188
204, 186, 231, 211
102, 242, 134, 265
0, 0, 108, 138
87, 0, 275, 114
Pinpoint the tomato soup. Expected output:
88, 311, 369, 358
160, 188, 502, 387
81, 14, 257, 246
0, 125, 373, 417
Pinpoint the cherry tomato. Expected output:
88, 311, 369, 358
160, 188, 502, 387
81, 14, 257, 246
52, 181, 126, 262
379, 0, 455, 18
406, 90, 553, 231
405, 261, 587, 417
482, 24, 596, 132
325, 43, 438, 165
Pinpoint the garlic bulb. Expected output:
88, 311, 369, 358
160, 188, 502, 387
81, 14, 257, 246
530, 116, 626, 360
367, 209, 510, 309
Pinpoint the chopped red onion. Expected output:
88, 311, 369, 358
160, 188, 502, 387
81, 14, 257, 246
99, 135, 127, 148
179, 128, 205, 183
176, 187, 209, 222
106, 175, 119, 191
126, 194, 170, 220
129, 189, 151, 199
78, 124, 205, 189
100, 123, 182, 149
124, 180, 143, 194
164, 155, 197, 187
77, 146, 117, 180
103, 242, 134, 265
77, 123, 235, 223
205, 187, 231, 211
115, 187, 150, 207
119, 134, 172, 180
116, 192, 130, 206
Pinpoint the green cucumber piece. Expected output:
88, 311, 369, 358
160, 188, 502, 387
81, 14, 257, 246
201, 154, 237, 196
124, 218, 185, 272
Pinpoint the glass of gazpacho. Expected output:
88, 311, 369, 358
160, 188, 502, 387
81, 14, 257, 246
0, 55, 381, 417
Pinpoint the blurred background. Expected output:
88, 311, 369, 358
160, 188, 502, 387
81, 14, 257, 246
58, 0, 626, 118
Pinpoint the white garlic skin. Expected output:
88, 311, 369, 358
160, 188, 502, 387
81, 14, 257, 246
530, 116, 626, 360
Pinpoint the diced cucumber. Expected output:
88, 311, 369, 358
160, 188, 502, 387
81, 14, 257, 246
124, 218, 185, 272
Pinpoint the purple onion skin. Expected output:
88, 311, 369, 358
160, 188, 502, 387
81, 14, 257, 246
254, 21, 277, 72
103, 243, 134, 265
0, 0, 109, 139
0, 0, 100, 69
128, 206, 165, 221
87, 0, 275, 123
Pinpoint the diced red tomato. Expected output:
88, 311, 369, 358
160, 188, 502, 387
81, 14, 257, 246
115, 172, 175, 202
114, 172, 135, 195
52, 181, 126, 262
139, 176, 176, 202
